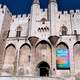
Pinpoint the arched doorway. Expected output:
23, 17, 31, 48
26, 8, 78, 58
37, 61, 50, 77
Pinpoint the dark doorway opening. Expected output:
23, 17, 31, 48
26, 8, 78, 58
38, 61, 50, 77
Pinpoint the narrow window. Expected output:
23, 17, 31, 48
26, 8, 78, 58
61, 25, 68, 35
41, 18, 47, 24
16, 26, 22, 37
16, 31, 21, 37
74, 30, 77, 35
7, 30, 10, 38
28, 55, 31, 62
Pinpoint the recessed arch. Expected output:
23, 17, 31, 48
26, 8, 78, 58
73, 41, 80, 72
35, 40, 52, 75
19, 43, 31, 67
73, 41, 80, 46
20, 43, 31, 50
3, 44, 16, 74
36, 40, 51, 48
6, 43, 16, 50
56, 42, 70, 70
36, 40, 52, 58
56, 42, 69, 49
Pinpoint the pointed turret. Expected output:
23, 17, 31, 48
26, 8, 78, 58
49, 0, 57, 3
29, 0, 40, 46
31, 0, 40, 22
48, 0, 59, 45
33, 0, 39, 4
48, 0, 58, 20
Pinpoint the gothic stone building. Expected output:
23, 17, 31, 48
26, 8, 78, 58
0, 0, 80, 79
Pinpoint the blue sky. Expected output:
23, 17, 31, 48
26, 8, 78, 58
0, 0, 80, 15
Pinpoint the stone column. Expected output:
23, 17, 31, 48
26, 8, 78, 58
31, 46, 36, 76
69, 45, 75, 75
52, 46, 56, 77
16, 49, 20, 75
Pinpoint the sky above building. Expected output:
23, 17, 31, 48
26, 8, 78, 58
0, 0, 80, 15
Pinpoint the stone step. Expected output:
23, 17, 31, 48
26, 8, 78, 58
0, 76, 66, 80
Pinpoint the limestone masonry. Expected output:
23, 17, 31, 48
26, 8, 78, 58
0, 0, 80, 79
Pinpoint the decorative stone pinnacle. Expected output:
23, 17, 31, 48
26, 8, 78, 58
33, 0, 39, 4
49, 0, 57, 3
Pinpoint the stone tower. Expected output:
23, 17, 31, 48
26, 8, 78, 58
0, 0, 80, 80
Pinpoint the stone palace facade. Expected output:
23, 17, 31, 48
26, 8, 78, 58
0, 0, 80, 79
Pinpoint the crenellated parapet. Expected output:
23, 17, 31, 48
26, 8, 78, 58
55, 9, 80, 37
12, 14, 30, 20
0, 4, 6, 9
58, 9, 80, 17
57, 9, 80, 21
0, 4, 12, 16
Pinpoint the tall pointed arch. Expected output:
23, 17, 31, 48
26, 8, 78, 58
73, 41, 80, 73
36, 40, 52, 64
33, 0, 39, 4
3, 44, 16, 74
56, 42, 70, 70
19, 43, 31, 66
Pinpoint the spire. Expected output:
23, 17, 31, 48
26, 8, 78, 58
33, 0, 39, 4
49, 0, 57, 3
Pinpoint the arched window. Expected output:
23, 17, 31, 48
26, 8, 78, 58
7, 30, 10, 38
16, 26, 22, 37
44, 27, 46, 31
41, 28, 44, 32
56, 42, 70, 70
61, 25, 68, 35
41, 18, 47, 24
46, 27, 49, 31
38, 28, 41, 32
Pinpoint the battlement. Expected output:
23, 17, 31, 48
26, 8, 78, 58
66, 9, 80, 14
0, 4, 12, 16
0, 4, 7, 10
0, 4, 7, 14
58, 9, 80, 17
12, 14, 30, 20
40, 8, 47, 13
69, 9, 80, 13
63, 11, 68, 14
